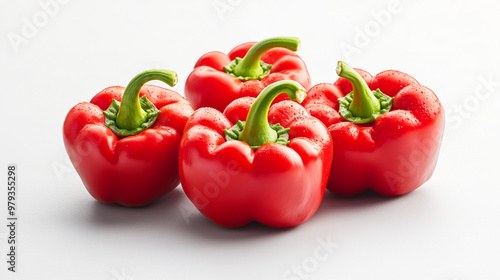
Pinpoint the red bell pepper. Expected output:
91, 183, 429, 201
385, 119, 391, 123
184, 37, 311, 112
63, 70, 194, 206
302, 61, 445, 196
179, 80, 333, 228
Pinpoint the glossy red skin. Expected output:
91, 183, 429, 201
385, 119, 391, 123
179, 99, 333, 228
184, 41, 311, 112
302, 69, 445, 196
63, 85, 194, 206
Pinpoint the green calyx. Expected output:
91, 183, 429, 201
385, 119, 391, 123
224, 80, 306, 150
224, 57, 272, 80
224, 37, 300, 80
336, 61, 393, 124
103, 69, 178, 137
104, 98, 160, 137
224, 120, 291, 149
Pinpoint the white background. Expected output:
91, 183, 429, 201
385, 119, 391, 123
1, 0, 500, 279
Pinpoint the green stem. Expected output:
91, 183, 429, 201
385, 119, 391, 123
103, 70, 177, 137
225, 37, 300, 80
237, 80, 306, 148
336, 61, 394, 124
116, 70, 177, 130
336, 61, 380, 118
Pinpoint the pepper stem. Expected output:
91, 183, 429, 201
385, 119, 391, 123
103, 70, 177, 137
336, 61, 380, 118
224, 37, 300, 80
237, 80, 306, 148
116, 70, 177, 130
336, 61, 394, 124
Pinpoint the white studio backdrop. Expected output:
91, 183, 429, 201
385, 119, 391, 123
1, 0, 500, 279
